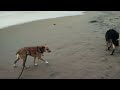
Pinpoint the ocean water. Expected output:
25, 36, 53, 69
0, 11, 85, 29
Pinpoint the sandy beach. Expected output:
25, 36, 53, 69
1, 11, 120, 79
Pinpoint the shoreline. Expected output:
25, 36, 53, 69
0, 11, 85, 30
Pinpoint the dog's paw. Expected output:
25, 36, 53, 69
13, 64, 17, 68
110, 53, 114, 55
34, 63, 38, 66
14, 66, 17, 68
25, 66, 30, 69
45, 61, 49, 64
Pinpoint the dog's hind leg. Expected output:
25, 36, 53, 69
34, 57, 38, 66
14, 54, 20, 68
14, 59, 20, 68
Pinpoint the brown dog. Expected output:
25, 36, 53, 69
14, 44, 51, 68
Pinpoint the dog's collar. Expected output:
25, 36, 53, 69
37, 46, 44, 53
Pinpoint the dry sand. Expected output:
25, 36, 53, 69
1, 11, 120, 79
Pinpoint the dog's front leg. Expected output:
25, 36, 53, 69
106, 41, 112, 50
38, 56, 48, 64
34, 57, 38, 66
110, 43, 115, 55
41, 58, 48, 64
41, 53, 44, 56
106, 41, 109, 50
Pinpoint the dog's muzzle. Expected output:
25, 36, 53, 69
48, 50, 51, 53
46, 49, 51, 53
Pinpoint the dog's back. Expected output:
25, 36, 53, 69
16, 47, 29, 55
16, 46, 44, 58
26, 47, 40, 57
105, 29, 119, 46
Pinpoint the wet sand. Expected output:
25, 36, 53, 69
1, 11, 120, 79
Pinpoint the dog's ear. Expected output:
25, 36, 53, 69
44, 44, 47, 47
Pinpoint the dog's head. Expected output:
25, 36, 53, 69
39, 44, 51, 53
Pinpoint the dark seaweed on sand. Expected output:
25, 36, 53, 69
89, 20, 98, 23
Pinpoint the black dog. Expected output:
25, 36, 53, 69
105, 29, 119, 55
